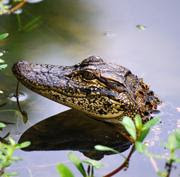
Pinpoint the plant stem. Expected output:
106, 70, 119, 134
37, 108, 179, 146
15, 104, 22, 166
0, 168, 4, 176
103, 145, 135, 177
16, 14, 22, 31
166, 159, 174, 177
9, 0, 27, 14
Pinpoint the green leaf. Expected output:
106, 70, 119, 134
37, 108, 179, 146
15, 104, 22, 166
68, 152, 86, 177
16, 141, 31, 149
83, 158, 103, 169
174, 157, 180, 163
143, 117, 160, 130
3, 172, 18, 176
9, 137, 16, 146
121, 116, 136, 140
0, 122, 6, 128
165, 129, 180, 151
157, 171, 167, 177
166, 133, 176, 151
94, 145, 119, 154
134, 114, 142, 130
137, 117, 160, 142
135, 141, 146, 153
0, 33, 9, 40
0, 64, 8, 70
174, 129, 180, 149
138, 128, 150, 142
56, 164, 74, 177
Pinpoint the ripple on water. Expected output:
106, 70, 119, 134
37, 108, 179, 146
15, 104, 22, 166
8, 92, 28, 102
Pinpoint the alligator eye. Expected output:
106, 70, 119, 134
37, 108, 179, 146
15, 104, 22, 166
82, 71, 95, 80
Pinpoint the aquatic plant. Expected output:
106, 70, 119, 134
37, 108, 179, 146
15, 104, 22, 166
0, 0, 43, 15
57, 115, 180, 177
0, 122, 30, 177
0, 32, 31, 176
56, 152, 103, 177
0, 33, 8, 71
0, 0, 43, 31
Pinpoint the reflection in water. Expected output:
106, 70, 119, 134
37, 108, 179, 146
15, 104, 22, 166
0, 0, 99, 67
19, 109, 131, 160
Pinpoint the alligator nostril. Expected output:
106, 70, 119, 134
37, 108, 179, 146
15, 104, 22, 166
151, 110, 160, 114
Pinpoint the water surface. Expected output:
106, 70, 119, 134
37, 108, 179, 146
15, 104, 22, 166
0, 0, 180, 176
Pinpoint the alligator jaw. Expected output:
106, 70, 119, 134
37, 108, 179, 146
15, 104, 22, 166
12, 61, 72, 94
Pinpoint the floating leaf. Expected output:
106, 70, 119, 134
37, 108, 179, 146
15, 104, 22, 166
136, 24, 146, 31
0, 33, 9, 40
121, 116, 136, 140
56, 164, 74, 177
0, 64, 8, 70
135, 114, 142, 130
68, 152, 86, 177
83, 158, 103, 169
95, 145, 119, 154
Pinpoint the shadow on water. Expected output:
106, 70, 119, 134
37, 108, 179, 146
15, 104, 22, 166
19, 109, 131, 160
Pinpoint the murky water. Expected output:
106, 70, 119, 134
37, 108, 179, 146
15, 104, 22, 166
0, 0, 180, 176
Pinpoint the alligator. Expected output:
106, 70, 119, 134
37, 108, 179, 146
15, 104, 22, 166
12, 56, 161, 123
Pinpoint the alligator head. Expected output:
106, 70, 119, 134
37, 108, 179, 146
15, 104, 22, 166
12, 56, 161, 121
